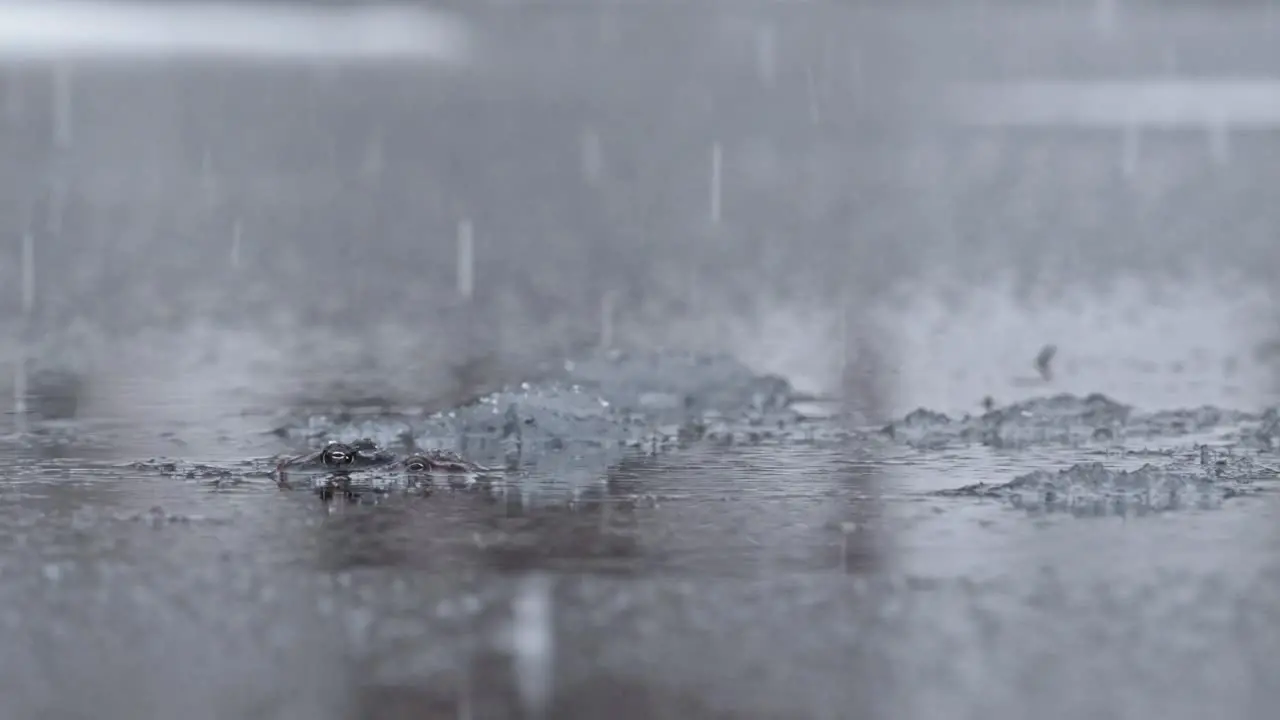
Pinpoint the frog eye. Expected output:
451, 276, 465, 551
405, 457, 429, 472
322, 447, 351, 465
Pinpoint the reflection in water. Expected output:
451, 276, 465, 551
297, 427, 892, 718
306, 443, 890, 579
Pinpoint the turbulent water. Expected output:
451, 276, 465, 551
3, 346, 1280, 720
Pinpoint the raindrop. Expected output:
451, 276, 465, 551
1207, 115, 1231, 166
360, 130, 384, 182
47, 178, 66, 235
709, 141, 723, 225
849, 46, 863, 96
21, 231, 34, 317
230, 219, 243, 269
755, 22, 776, 88
580, 127, 602, 185
52, 64, 73, 149
805, 63, 821, 125
599, 290, 617, 350
2, 68, 22, 124
1121, 120, 1141, 177
456, 219, 474, 300
12, 354, 26, 428
838, 292, 851, 380
14, 231, 34, 428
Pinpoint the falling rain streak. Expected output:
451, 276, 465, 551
2, 69, 21, 123
1208, 115, 1231, 165
580, 127, 602, 186
14, 232, 35, 425
709, 141, 722, 226
230, 220, 243, 269
805, 63, 821, 125
52, 64, 73, 149
1122, 121, 1141, 177
456, 219, 474, 301
754, 21, 776, 88
599, 289, 616, 349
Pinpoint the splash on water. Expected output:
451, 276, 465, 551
878, 271, 1274, 416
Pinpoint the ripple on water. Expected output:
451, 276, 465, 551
8, 362, 1280, 717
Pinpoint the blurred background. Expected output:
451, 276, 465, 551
2, 0, 1279, 427
4, 4, 1280, 720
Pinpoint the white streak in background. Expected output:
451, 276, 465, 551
52, 63, 71, 148
709, 141, 722, 225
230, 219, 243, 269
580, 127, 602, 186
754, 21, 776, 88
0, 1, 470, 64
456, 219, 473, 301
511, 574, 554, 719
947, 79, 1280, 128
